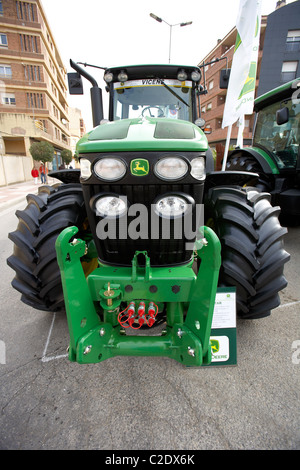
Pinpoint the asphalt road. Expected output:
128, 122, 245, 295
0, 200, 299, 450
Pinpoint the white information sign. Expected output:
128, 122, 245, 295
209, 288, 237, 366
211, 291, 236, 329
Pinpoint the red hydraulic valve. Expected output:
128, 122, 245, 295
148, 302, 156, 327
138, 302, 146, 326
127, 301, 135, 327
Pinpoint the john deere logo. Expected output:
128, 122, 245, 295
130, 159, 149, 176
211, 339, 220, 354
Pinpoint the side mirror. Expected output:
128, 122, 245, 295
220, 69, 231, 89
67, 72, 84, 95
276, 107, 289, 125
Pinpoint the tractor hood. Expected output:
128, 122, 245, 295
76, 117, 208, 153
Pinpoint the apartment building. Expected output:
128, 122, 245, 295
257, 0, 300, 95
0, 0, 71, 185
197, 16, 267, 168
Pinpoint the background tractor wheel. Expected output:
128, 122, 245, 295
204, 186, 290, 318
7, 183, 95, 312
226, 153, 272, 192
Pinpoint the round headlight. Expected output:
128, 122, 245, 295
80, 158, 91, 179
104, 72, 113, 83
155, 195, 189, 218
117, 71, 128, 82
191, 70, 201, 82
191, 157, 205, 180
95, 196, 127, 218
177, 69, 188, 81
155, 157, 188, 181
94, 158, 126, 181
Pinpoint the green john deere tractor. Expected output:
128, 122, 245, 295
226, 78, 300, 222
7, 61, 290, 366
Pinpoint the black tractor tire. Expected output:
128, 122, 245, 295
204, 186, 290, 319
226, 153, 272, 192
7, 183, 91, 312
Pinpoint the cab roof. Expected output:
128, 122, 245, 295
104, 64, 201, 83
254, 78, 300, 112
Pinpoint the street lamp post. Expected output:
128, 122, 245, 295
150, 13, 192, 63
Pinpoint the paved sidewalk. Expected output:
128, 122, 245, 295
0, 178, 59, 212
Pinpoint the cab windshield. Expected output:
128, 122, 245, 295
253, 98, 300, 169
112, 79, 193, 122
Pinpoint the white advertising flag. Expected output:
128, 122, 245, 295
222, 0, 262, 129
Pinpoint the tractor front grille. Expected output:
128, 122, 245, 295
82, 182, 204, 266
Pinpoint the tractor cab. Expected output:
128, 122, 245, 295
102, 64, 202, 124
253, 80, 300, 173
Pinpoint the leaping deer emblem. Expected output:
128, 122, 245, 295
134, 161, 147, 173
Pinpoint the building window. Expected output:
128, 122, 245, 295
281, 61, 298, 82
0, 1, 3, 15
24, 64, 41, 81
0, 33, 8, 47
34, 119, 47, 132
0, 64, 12, 78
216, 119, 222, 129
19, 34, 39, 53
217, 95, 224, 106
26, 92, 44, 109
207, 102, 212, 110
16, 1, 35, 22
53, 104, 59, 118
2, 93, 16, 105
286, 30, 300, 52
55, 127, 60, 140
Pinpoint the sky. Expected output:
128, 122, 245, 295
40, 0, 295, 131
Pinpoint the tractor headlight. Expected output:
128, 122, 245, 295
80, 158, 92, 179
191, 70, 201, 82
94, 158, 126, 181
155, 157, 188, 181
190, 157, 205, 180
95, 195, 127, 218
104, 72, 114, 83
154, 194, 191, 218
117, 70, 128, 82
177, 69, 188, 81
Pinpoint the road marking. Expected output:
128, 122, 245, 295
41, 312, 68, 363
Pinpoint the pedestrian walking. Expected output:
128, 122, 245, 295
31, 167, 39, 185
39, 164, 47, 184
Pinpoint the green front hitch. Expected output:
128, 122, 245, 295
55, 226, 221, 367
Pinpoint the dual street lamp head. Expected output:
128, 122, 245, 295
150, 13, 192, 28
149, 13, 192, 62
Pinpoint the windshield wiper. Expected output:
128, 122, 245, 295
157, 78, 190, 107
